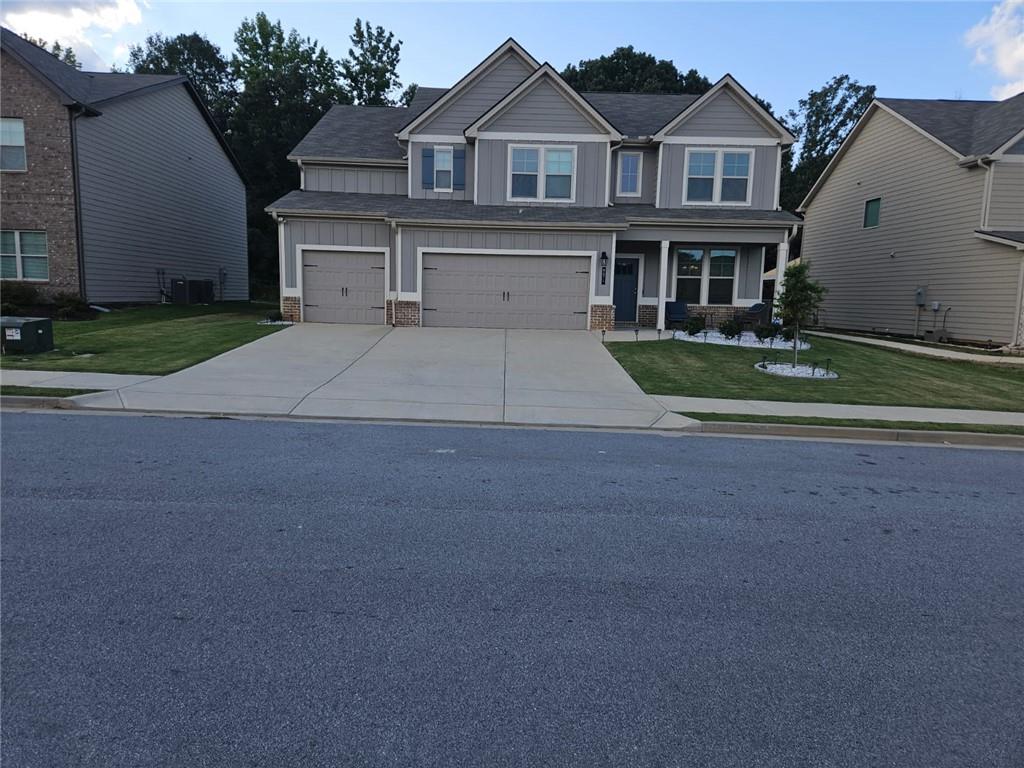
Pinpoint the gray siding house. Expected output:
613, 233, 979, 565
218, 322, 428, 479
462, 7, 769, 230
800, 94, 1024, 348
0, 29, 247, 303
268, 39, 799, 331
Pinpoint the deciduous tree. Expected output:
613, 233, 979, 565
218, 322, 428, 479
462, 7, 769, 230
775, 261, 827, 367
561, 46, 711, 94
341, 19, 402, 105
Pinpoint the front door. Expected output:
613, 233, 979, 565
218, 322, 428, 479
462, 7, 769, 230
613, 257, 639, 323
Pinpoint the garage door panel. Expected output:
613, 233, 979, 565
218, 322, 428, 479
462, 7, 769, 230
302, 250, 385, 325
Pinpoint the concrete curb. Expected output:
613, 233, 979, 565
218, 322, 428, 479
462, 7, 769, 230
0, 395, 77, 409
697, 421, 1024, 449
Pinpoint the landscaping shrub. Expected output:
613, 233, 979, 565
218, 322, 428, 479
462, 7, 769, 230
754, 323, 778, 342
781, 326, 796, 341
0, 282, 41, 314
52, 291, 96, 321
718, 318, 742, 339
267, 309, 283, 322
684, 316, 705, 336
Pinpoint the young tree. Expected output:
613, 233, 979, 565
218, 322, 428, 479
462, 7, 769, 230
775, 261, 827, 367
561, 46, 711, 94
127, 33, 236, 129
341, 19, 402, 105
781, 75, 875, 211
23, 35, 81, 69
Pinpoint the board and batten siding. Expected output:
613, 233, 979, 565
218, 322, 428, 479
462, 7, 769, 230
667, 90, 776, 139
987, 161, 1024, 230
802, 107, 1024, 346
657, 143, 778, 210
281, 218, 394, 292
479, 79, 605, 134
612, 148, 658, 205
398, 226, 615, 297
416, 52, 534, 135
76, 84, 247, 302
303, 164, 406, 195
474, 139, 608, 207
408, 142, 473, 201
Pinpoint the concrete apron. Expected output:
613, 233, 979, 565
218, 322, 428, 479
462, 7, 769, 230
72, 324, 694, 431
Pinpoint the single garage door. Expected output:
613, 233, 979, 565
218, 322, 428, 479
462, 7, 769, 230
302, 250, 385, 324
421, 253, 590, 330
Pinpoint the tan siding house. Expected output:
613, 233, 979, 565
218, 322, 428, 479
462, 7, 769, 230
800, 95, 1024, 349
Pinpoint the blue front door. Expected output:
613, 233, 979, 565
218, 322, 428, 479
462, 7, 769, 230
613, 258, 639, 323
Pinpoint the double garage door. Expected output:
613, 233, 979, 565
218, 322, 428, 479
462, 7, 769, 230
302, 250, 591, 330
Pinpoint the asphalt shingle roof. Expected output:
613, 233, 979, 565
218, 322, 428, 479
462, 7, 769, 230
580, 92, 698, 138
879, 94, 1024, 156
977, 229, 1024, 246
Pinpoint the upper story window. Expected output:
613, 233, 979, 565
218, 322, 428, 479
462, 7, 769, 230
684, 148, 753, 205
508, 145, 576, 203
863, 197, 881, 228
1, 230, 49, 281
1, 118, 27, 172
434, 147, 453, 192
617, 152, 642, 197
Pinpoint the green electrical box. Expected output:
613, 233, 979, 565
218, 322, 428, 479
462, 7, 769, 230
1, 316, 54, 355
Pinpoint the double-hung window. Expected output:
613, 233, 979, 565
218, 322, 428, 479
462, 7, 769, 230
433, 146, 453, 192
1, 230, 49, 281
675, 249, 703, 303
673, 246, 738, 305
684, 148, 753, 205
617, 152, 642, 197
509, 145, 576, 202
707, 249, 736, 304
1, 118, 27, 172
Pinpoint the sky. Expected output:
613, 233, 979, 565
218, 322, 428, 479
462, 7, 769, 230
1, 0, 1022, 115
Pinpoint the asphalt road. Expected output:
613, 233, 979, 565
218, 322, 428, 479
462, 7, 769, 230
2, 412, 1022, 767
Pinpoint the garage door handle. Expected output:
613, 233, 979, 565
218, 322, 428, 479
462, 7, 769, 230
423, 266, 438, 271
422, 307, 437, 312
573, 311, 587, 315
371, 266, 385, 270
576, 270, 590, 274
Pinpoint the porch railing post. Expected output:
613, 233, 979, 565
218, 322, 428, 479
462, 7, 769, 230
773, 241, 789, 320
657, 240, 669, 331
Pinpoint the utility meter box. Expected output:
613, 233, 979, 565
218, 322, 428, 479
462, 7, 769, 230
915, 287, 926, 307
1, 316, 54, 355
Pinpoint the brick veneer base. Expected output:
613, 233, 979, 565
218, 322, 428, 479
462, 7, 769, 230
388, 299, 421, 327
689, 305, 742, 328
589, 304, 614, 331
281, 296, 300, 322
637, 305, 658, 328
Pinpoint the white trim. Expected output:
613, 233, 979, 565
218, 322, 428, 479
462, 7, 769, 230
474, 131, 610, 143
616, 151, 643, 198
993, 154, 1024, 163
612, 253, 641, 322
656, 240, 669, 330
277, 217, 292, 294
394, 227, 403, 305
652, 76, 795, 143
432, 145, 454, 193
472, 143, 479, 204
396, 39, 540, 140
292, 244, 391, 324
975, 231, 1024, 250
605, 143, 613, 206
407, 154, 412, 198
0, 228, 48, 282
981, 162, 994, 228
1014, 257, 1024, 347
773, 150, 782, 211
654, 144, 663, 208
993, 126, 1024, 157
682, 147, 754, 206
659, 136, 779, 146
407, 134, 465, 144
298, 159, 305, 191
506, 144, 577, 203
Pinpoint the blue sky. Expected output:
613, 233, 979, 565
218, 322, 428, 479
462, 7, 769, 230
2, 1, 1022, 113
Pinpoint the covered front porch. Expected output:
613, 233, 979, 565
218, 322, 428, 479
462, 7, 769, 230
609, 224, 794, 331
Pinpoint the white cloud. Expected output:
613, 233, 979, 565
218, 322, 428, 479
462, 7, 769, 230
966, 0, 1024, 99
0, 0, 143, 70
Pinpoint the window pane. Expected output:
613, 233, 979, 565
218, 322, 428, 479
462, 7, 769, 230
434, 150, 452, 171
0, 118, 25, 147
720, 177, 748, 202
686, 177, 713, 201
435, 169, 452, 189
864, 198, 881, 227
545, 174, 571, 199
619, 154, 639, 194
676, 249, 703, 276
545, 149, 573, 175
0, 254, 17, 279
0, 230, 15, 255
512, 148, 538, 173
0, 145, 27, 171
21, 255, 48, 281
19, 232, 47, 255
688, 151, 716, 177
723, 152, 749, 177
710, 250, 735, 277
511, 173, 537, 198
708, 279, 733, 304
676, 278, 701, 303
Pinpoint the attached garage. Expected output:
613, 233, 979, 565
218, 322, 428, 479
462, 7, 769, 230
301, 249, 386, 324
420, 252, 591, 330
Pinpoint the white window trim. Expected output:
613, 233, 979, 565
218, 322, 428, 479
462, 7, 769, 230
616, 151, 643, 198
0, 229, 48, 282
672, 246, 742, 306
433, 145, 454, 193
863, 197, 881, 229
0, 117, 27, 174
682, 147, 754, 207
506, 144, 577, 204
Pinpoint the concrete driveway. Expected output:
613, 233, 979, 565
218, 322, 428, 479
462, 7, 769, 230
75, 324, 689, 429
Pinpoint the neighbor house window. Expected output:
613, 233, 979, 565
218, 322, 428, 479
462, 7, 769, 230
675, 249, 703, 303
684, 148, 753, 205
1, 230, 48, 281
685, 151, 716, 202
433, 146, 453, 192
707, 249, 736, 304
863, 197, 881, 228
618, 152, 642, 196
1, 118, 27, 172
509, 145, 576, 202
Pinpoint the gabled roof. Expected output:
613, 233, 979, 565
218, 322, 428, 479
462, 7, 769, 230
652, 75, 795, 143
879, 93, 1024, 157
395, 38, 539, 139
290, 106, 412, 163
580, 92, 698, 139
464, 63, 622, 139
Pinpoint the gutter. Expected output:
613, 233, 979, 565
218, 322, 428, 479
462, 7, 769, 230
68, 106, 89, 300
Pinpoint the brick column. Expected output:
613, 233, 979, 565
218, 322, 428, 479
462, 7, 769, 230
281, 296, 300, 322
589, 304, 614, 331
389, 299, 421, 327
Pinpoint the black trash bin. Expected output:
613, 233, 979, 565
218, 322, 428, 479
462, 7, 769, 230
1, 316, 54, 355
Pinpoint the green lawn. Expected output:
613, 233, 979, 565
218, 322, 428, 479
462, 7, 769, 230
608, 336, 1024, 412
679, 412, 1024, 436
0, 302, 282, 375
1, 385, 100, 398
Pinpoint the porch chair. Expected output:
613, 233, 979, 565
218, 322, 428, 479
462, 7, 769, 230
740, 303, 768, 329
664, 301, 689, 329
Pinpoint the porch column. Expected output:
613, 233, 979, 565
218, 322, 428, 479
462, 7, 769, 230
656, 240, 670, 330
773, 241, 789, 314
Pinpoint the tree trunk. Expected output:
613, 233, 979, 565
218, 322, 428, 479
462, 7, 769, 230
793, 321, 799, 368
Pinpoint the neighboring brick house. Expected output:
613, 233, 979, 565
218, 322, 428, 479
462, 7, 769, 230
267, 39, 800, 330
0, 28, 248, 303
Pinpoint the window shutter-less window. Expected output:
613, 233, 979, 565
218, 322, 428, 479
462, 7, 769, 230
421, 147, 434, 190
453, 148, 466, 191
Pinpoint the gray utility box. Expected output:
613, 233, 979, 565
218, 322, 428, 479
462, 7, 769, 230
1, 316, 54, 355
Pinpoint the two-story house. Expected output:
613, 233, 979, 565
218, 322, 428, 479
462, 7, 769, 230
0, 28, 248, 304
267, 39, 799, 331
800, 93, 1024, 349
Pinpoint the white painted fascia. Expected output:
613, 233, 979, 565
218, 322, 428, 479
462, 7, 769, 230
992, 126, 1024, 157
658, 136, 779, 146
473, 131, 610, 143
406, 134, 466, 144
